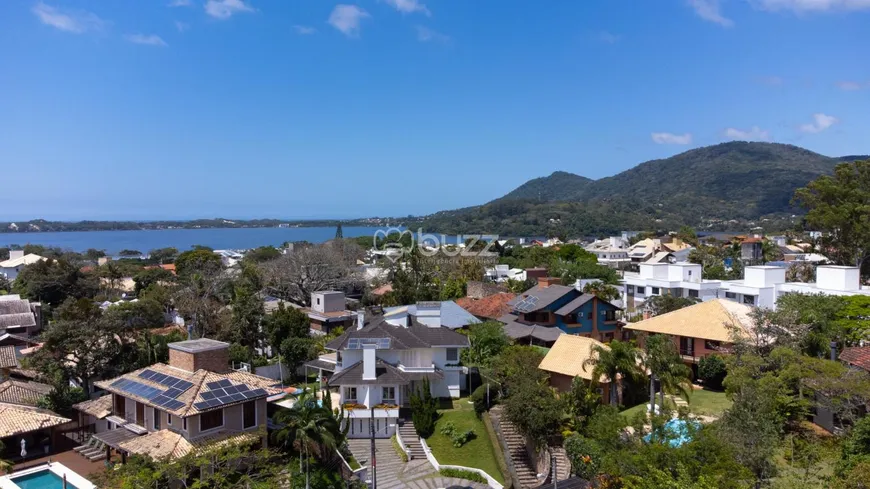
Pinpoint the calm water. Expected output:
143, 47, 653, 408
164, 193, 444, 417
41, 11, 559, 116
0, 227, 389, 254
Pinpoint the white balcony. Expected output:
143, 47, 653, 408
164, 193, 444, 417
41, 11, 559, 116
346, 406, 400, 419
397, 363, 435, 373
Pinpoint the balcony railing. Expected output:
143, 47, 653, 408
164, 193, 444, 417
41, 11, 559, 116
397, 363, 435, 373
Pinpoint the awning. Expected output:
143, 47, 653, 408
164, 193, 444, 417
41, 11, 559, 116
303, 359, 336, 372
94, 428, 142, 451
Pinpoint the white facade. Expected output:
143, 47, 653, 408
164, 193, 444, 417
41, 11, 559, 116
0, 252, 46, 280
624, 263, 870, 310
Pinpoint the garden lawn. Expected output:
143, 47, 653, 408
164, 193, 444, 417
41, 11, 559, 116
620, 389, 732, 419
426, 399, 505, 484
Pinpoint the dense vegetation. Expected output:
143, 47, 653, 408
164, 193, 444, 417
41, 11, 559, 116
418, 143, 869, 236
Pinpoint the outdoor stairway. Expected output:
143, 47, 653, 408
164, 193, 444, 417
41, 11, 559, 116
549, 447, 571, 483
399, 421, 426, 460
493, 407, 541, 488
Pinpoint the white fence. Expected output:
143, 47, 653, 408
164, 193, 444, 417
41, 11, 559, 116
420, 438, 504, 489
394, 428, 412, 460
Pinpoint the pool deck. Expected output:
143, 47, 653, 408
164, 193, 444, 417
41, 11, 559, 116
12, 449, 112, 480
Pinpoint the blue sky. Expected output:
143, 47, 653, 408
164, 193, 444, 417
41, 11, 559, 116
0, 0, 867, 220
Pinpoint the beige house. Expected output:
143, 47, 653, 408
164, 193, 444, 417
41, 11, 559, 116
75, 339, 283, 462
538, 335, 612, 402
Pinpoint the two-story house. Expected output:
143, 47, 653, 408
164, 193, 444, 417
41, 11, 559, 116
325, 305, 469, 438
500, 278, 623, 346
74, 339, 282, 462
304, 291, 358, 335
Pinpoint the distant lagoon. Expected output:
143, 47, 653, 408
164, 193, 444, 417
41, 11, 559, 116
0, 227, 391, 254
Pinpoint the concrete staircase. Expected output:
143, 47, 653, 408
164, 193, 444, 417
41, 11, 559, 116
399, 421, 426, 460
493, 407, 540, 488
549, 447, 571, 483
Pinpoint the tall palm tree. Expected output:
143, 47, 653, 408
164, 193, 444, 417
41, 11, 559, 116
644, 334, 693, 411
583, 340, 644, 406
272, 391, 344, 489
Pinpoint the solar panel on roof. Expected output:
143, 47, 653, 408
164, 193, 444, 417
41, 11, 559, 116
223, 385, 240, 394
193, 401, 209, 410
229, 392, 245, 402
164, 399, 184, 410
152, 373, 168, 383
201, 391, 217, 400
139, 369, 157, 380
164, 388, 184, 399
248, 388, 267, 398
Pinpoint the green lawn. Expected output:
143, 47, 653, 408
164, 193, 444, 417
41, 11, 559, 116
620, 389, 732, 419
426, 399, 506, 484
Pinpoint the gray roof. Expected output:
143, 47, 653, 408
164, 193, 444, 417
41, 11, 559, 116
303, 359, 336, 373
554, 294, 596, 316
502, 319, 564, 343
506, 284, 577, 312
329, 359, 443, 386
383, 301, 482, 329
326, 315, 469, 351
0, 298, 36, 329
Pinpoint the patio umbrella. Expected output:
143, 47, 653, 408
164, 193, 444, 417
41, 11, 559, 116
20, 439, 26, 459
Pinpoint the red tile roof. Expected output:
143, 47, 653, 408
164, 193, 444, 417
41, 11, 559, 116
840, 346, 870, 372
371, 284, 393, 296
455, 293, 515, 320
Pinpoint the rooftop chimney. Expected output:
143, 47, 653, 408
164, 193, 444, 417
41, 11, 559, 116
362, 347, 377, 380
8, 250, 24, 261
815, 266, 860, 292
416, 301, 442, 328
168, 338, 230, 373
356, 310, 365, 331
537, 276, 561, 288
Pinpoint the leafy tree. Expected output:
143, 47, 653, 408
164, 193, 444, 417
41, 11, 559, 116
172, 266, 231, 339
556, 244, 598, 263
676, 226, 699, 247
698, 355, 726, 390
133, 267, 175, 294
224, 267, 266, 361
244, 246, 281, 263
564, 434, 603, 480
583, 340, 644, 406
272, 390, 344, 486
504, 379, 563, 448
645, 295, 700, 317
264, 302, 311, 351
489, 345, 547, 394
786, 261, 815, 282
84, 248, 106, 260
13, 258, 99, 307
438, 277, 466, 300
410, 378, 438, 438
147, 247, 178, 264
464, 321, 509, 367
836, 295, 870, 345
582, 280, 621, 302
118, 249, 142, 257
104, 298, 166, 329
382, 246, 439, 306
775, 292, 846, 357
794, 159, 870, 270
261, 242, 362, 306
565, 376, 601, 426
505, 277, 537, 293
280, 336, 318, 373
550, 258, 620, 286
175, 248, 222, 276
645, 334, 692, 409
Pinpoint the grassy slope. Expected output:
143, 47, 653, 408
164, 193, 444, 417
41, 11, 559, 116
620, 389, 732, 419
426, 399, 506, 484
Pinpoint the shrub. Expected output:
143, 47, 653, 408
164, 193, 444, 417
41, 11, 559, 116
410, 378, 437, 438
439, 468, 487, 484
452, 429, 475, 448
391, 435, 408, 463
471, 385, 489, 418
698, 354, 727, 390
440, 421, 456, 436
564, 434, 602, 480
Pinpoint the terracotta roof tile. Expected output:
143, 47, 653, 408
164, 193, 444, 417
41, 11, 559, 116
0, 346, 18, 369
624, 299, 752, 343
73, 394, 113, 419
538, 335, 609, 382
0, 402, 70, 438
0, 380, 51, 406
455, 293, 515, 320
118, 429, 261, 459
840, 346, 870, 372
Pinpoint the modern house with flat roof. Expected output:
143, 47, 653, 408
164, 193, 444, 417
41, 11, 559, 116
325, 308, 469, 438
304, 291, 357, 335
75, 338, 282, 463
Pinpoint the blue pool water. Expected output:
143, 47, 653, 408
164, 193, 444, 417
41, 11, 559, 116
12, 470, 78, 489
643, 418, 700, 448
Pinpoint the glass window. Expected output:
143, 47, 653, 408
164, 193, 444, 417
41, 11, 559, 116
725, 292, 737, 299
345, 387, 357, 401
637, 286, 645, 295
199, 409, 224, 432
688, 289, 699, 298
153, 408, 160, 430
243, 401, 256, 429
627, 285, 634, 293
382, 387, 396, 403
743, 295, 756, 305
182, 417, 187, 430
167, 414, 172, 426
651, 287, 660, 295
446, 348, 458, 362
705, 340, 721, 350
605, 310, 616, 321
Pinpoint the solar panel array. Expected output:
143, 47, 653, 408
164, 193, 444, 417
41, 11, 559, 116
110, 378, 187, 411
346, 337, 391, 350
193, 379, 267, 411
139, 369, 194, 392
513, 295, 540, 313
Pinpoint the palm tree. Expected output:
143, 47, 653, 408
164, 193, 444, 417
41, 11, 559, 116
272, 391, 344, 489
644, 334, 693, 411
583, 340, 644, 406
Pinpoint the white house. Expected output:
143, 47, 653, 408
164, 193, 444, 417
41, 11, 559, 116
624, 263, 870, 311
325, 305, 469, 438
585, 237, 631, 268
0, 252, 46, 281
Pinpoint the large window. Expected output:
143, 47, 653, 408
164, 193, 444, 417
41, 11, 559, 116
604, 309, 616, 321
743, 295, 756, 305
445, 348, 458, 362
651, 287, 660, 295
153, 408, 161, 430
114, 395, 125, 417
524, 311, 549, 323
199, 409, 224, 432
382, 387, 396, 404
725, 292, 737, 299
243, 401, 257, 429
636, 286, 645, 295
688, 289, 699, 298
344, 387, 357, 402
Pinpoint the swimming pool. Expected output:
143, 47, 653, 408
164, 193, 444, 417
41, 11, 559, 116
643, 418, 700, 448
9, 470, 77, 489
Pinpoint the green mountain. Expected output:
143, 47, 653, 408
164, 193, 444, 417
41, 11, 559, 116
420, 142, 867, 236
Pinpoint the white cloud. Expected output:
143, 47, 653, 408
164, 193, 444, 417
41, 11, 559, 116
293, 25, 317, 35
725, 126, 771, 141
168, 0, 191, 6
416, 25, 449, 43
328, 5, 370, 37
125, 34, 168, 47
598, 31, 621, 44
175, 21, 190, 32
836, 81, 866, 90
31, 2, 105, 34
750, 0, 870, 12
687, 0, 734, 26
382, 0, 430, 16
651, 132, 693, 145
799, 113, 838, 133
205, 0, 254, 19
